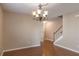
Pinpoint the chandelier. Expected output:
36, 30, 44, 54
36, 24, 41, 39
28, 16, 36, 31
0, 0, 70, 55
32, 4, 48, 21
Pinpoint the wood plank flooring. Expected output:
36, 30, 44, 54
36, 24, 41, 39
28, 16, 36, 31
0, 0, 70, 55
3, 46, 42, 56
42, 40, 79, 56
3, 40, 79, 56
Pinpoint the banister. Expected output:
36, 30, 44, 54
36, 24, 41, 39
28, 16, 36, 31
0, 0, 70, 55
54, 25, 63, 34
53, 25, 63, 42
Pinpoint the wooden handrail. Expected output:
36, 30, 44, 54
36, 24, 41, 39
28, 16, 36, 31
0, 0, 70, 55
53, 25, 63, 42
54, 25, 63, 34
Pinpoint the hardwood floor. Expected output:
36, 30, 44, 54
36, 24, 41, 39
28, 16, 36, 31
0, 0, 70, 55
42, 40, 79, 56
3, 40, 79, 56
42, 40, 55, 56
3, 46, 42, 56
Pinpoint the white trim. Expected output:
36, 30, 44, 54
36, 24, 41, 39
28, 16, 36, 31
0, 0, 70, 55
54, 43, 79, 53
47, 39, 54, 42
54, 35, 63, 43
41, 39, 53, 42
45, 39, 54, 42
4, 44, 40, 52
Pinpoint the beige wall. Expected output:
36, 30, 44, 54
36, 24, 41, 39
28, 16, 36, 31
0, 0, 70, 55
55, 11, 79, 52
45, 17, 62, 41
0, 6, 3, 48
3, 12, 43, 50
0, 6, 3, 55
63, 11, 79, 52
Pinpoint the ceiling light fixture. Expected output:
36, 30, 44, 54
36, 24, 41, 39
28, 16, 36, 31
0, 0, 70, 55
32, 3, 48, 21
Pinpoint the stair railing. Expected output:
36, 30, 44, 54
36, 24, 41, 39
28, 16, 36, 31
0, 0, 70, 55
53, 25, 63, 42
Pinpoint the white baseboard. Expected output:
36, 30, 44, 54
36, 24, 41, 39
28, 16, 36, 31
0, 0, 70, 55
4, 44, 40, 53
54, 35, 63, 43
41, 39, 53, 43
54, 35, 79, 54
54, 43, 79, 53
45, 39, 53, 42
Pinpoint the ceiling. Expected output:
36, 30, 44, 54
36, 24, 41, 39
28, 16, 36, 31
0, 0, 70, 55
1, 3, 79, 19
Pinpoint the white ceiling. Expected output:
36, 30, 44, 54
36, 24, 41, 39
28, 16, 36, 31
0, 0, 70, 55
1, 3, 79, 19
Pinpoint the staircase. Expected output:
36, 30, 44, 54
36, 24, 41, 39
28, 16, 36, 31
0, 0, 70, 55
53, 25, 63, 42
53, 25, 79, 54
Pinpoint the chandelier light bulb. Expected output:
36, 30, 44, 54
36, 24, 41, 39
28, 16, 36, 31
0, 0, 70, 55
36, 14, 39, 17
37, 9, 41, 14
44, 11, 48, 15
43, 14, 46, 17
32, 11, 36, 16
